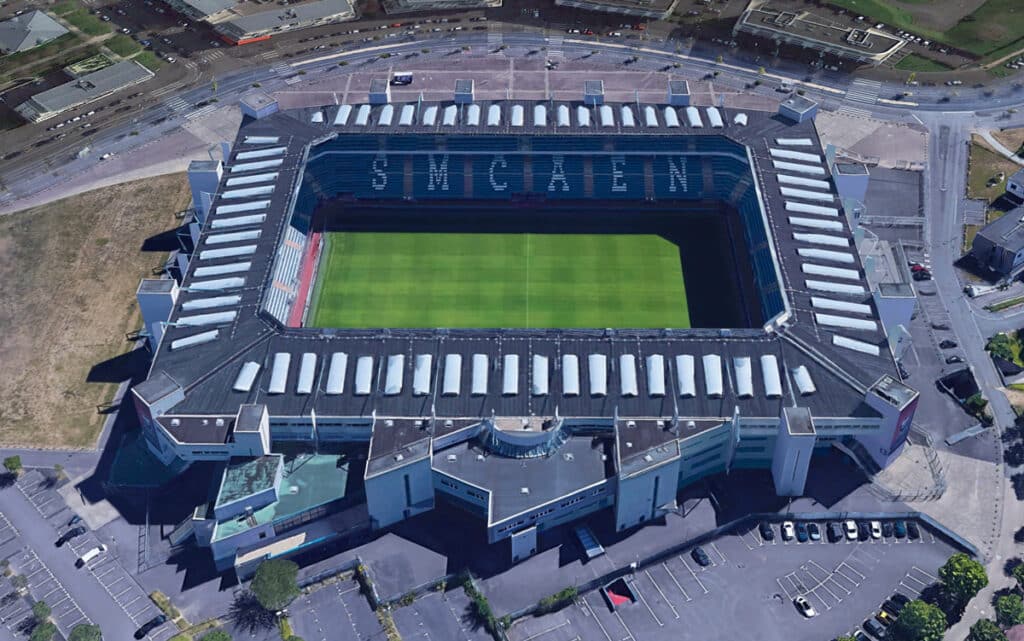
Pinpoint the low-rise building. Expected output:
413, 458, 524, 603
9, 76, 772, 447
15, 60, 153, 123
553, 0, 679, 20
382, 0, 502, 15
0, 10, 68, 54
969, 206, 1024, 277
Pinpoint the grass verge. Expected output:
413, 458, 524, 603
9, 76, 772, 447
964, 223, 981, 252
987, 297, 1024, 313
967, 135, 1022, 202
894, 54, 951, 72
106, 34, 141, 57
311, 232, 690, 329
150, 591, 187, 629
62, 9, 112, 36
0, 174, 188, 447
133, 50, 164, 71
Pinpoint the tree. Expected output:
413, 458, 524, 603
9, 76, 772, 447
31, 600, 50, 622
997, 593, 1024, 627
250, 559, 300, 612
1013, 562, 1024, 591
893, 600, 947, 641
199, 630, 232, 641
940, 553, 988, 606
968, 619, 1007, 641
3, 456, 22, 475
29, 621, 56, 641
68, 624, 102, 641
835, 636, 858, 641
286, 637, 305, 641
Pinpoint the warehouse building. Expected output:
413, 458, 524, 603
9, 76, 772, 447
0, 10, 68, 54
969, 205, 1024, 277
15, 60, 153, 123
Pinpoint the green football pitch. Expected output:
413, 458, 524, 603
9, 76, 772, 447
308, 232, 690, 329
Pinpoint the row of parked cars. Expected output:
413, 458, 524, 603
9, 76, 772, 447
846, 592, 913, 640
760, 519, 921, 543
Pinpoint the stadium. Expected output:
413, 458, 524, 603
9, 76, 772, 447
132, 81, 919, 575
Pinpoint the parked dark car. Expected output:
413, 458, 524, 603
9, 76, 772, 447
67, 515, 82, 527
796, 522, 809, 543
939, 340, 958, 349
691, 547, 711, 567
945, 355, 964, 364
827, 522, 843, 543
864, 617, 888, 639
55, 526, 86, 548
882, 521, 894, 538
807, 523, 821, 541
857, 522, 871, 541
907, 522, 921, 540
881, 599, 903, 617
134, 614, 167, 639
891, 593, 911, 610
894, 521, 908, 539
758, 521, 774, 541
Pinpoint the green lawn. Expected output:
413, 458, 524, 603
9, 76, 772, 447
894, 54, 951, 72
310, 232, 690, 329
105, 34, 141, 57
63, 9, 111, 36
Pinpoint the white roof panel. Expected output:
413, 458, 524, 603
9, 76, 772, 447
378, 104, 394, 126
832, 335, 881, 356
802, 263, 860, 280
789, 217, 844, 231
170, 329, 218, 350
778, 174, 830, 190
354, 356, 374, 396
792, 365, 816, 395
599, 104, 614, 127
193, 261, 251, 277
703, 354, 723, 398
805, 279, 866, 296
786, 201, 841, 216
503, 354, 519, 396
797, 248, 855, 264
816, 313, 878, 331
620, 354, 638, 397
236, 146, 286, 160
676, 355, 696, 398
770, 148, 821, 163
233, 361, 261, 393
268, 352, 291, 395
205, 230, 261, 245
773, 160, 826, 176
733, 357, 753, 398
225, 173, 278, 187
684, 106, 703, 128
562, 354, 580, 397
198, 244, 257, 260
776, 137, 814, 146
589, 354, 607, 397
243, 135, 279, 144
325, 352, 348, 395
181, 295, 241, 311
210, 214, 266, 229
557, 104, 570, 127
811, 297, 872, 315
511, 104, 524, 127
793, 232, 850, 248
221, 185, 274, 199
443, 354, 462, 396
733, 113, 748, 126
576, 105, 591, 127
176, 310, 237, 326
399, 104, 415, 126
467, 104, 481, 126
230, 159, 283, 173
384, 354, 404, 395
487, 104, 501, 127
533, 104, 546, 127
472, 354, 488, 396
422, 105, 438, 126
620, 105, 635, 128
706, 107, 724, 128
310, 110, 324, 123
296, 352, 317, 395
781, 187, 834, 203
189, 276, 245, 291
643, 105, 658, 128
532, 354, 549, 396
334, 104, 352, 126
443, 104, 458, 126
413, 354, 432, 396
663, 107, 680, 128
759, 355, 782, 399
646, 354, 665, 397
215, 201, 269, 215
355, 104, 371, 126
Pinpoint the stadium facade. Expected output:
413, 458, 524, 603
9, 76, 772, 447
134, 84, 918, 575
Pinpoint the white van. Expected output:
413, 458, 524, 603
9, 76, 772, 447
75, 544, 107, 568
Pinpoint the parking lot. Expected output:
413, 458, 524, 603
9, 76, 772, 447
290, 579, 382, 641
508, 519, 959, 641
393, 588, 492, 641
12, 471, 174, 641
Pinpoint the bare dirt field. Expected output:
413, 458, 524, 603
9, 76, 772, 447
993, 127, 1024, 158
0, 174, 188, 448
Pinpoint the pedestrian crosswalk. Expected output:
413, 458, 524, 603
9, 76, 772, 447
547, 33, 564, 59
271, 61, 292, 75
487, 26, 502, 50
836, 104, 873, 119
200, 50, 224, 64
186, 104, 217, 120
164, 96, 190, 112
184, 60, 199, 71
845, 78, 881, 104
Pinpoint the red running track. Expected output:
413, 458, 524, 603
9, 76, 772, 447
287, 231, 321, 327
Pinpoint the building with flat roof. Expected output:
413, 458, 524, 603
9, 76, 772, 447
0, 10, 68, 54
553, 0, 679, 20
132, 89, 919, 572
734, 0, 906, 66
213, 0, 355, 44
160, 0, 235, 22
15, 60, 153, 122
382, 0, 502, 14
1008, 168, 1024, 202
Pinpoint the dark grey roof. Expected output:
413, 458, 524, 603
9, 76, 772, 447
366, 418, 431, 478
138, 278, 176, 294
139, 100, 902, 443
780, 95, 817, 114
976, 206, 1024, 252
835, 163, 868, 175
0, 10, 67, 54
784, 406, 814, 435
15, 61, 152, 118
